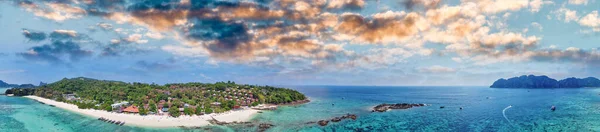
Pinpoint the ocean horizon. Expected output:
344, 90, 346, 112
2, 86, 600, 132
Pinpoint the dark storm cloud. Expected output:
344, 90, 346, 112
22, 29, 47, 42
186, 19, 250, 53
17, 40, 92, 63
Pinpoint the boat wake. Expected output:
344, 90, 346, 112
502, 105, 512, 124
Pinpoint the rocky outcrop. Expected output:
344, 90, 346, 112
313, 114, 357, 126
491, 75, 600, 88
318, 120, 329, 126
372, 103, 426, 112
258, 123, 274, 132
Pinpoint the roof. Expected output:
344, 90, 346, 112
123, 105, 139, 113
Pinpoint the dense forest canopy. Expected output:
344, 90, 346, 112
5, 77, 306, 115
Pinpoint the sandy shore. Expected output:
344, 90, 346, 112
24, 96, 260, 128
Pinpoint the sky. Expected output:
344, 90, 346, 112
0, 0, 600, 86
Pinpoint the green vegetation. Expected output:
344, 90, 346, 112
5, 77, 306, 117
168, 107, 180, 117
183, 107, 193, 115
139, 106, 148, 115
204, 107, 213, 114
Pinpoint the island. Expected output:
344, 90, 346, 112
372, 103, 426, 112
490, 75, 600, 88
4, 77, 308, 128
0, 80, 36, 89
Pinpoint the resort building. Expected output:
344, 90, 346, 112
111, 101, 129, 109
123, 106, 139, 113
62, 94, 79, 101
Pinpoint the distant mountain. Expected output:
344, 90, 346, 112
0, 80, 19, 88
491, 75, 600, 88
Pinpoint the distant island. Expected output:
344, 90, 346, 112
0, 80, 37, 88
3, 77, 308, 127
490, 75, 600, 88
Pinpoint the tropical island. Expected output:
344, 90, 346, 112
490, 75, 600, 88
0, 80, 37, 89
3, 77, 307, 127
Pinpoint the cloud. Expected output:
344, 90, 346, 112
568, 0, 589, 5
530, 47, 600, 65
123, 34, 148, 44
22, 29, 47, 41
161, 45, 209, 58
134, 60, 175, 71
10, 0, 597, 71
17, 40, 93, 63
531, 22, 543, 31
327, 0, 366, 10
417, 65, 457, 73
17, 1, 86, 22
578, 11, 600, 32
96, 22, 113, 30
553, 7, 579, 22
0, 69, 26, 74
529, 0, 553, 13
50, 30, 78, 39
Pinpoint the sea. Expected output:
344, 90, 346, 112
1, 86, 600, 132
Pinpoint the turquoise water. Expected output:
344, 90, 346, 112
2, 86, 600, 132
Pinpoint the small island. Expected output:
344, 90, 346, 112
372, 103, 426, 112
490, 75, 600, 88
4, 77, 308, 128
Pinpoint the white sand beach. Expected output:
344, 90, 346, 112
25, 96, 260, 128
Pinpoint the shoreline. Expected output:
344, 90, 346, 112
24, 96, 260, 128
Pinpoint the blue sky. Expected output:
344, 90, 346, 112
1, 0, 600, 86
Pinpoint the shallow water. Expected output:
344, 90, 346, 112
1, 86, 600, 132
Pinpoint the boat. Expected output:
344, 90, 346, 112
551, 106, 556, 111
119, 122, 125, 126
115, 121, 121, 124
49, 105, 56, 107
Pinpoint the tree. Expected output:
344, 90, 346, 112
139, 106, 148, 115
251, 101, 259, 107
183, 107, 193, 115
168, 107, 180, 117
195, 106, 203, 115
204, 107, 213, 114
101, 103, 112, 111
148, 100, 157, 113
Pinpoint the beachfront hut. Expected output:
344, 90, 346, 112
123, 106, 139, 113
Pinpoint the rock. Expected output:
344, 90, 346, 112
372, 103, 426, 112
349, 114, 357, 120
318, 120, 329, 126
331, 117, 342, 122
258, 123, 274, 132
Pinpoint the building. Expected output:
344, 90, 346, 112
123, 105, 139, 113
111, 101, 129, 109
62, 94, 79, 101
